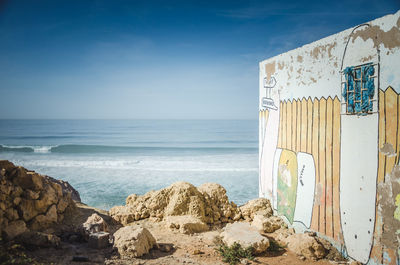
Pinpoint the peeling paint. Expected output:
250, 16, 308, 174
265, 61, 276, 80
327, 42, 336, 57
361, 54, 374, 62
310, 77, 317, 83
351, 20, 400, 49
297, 55, 303, 63
377, 165, 400, 249
278, 62, 285, 70
309, 42, 337, 59
379, 143, 397, 157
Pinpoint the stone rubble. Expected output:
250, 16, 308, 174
0, 160, 347, 264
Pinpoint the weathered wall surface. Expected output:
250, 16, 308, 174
259, 10, 400, 265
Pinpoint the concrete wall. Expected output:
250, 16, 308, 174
259, 10, 400, 265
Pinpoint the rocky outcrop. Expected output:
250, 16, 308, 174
0, 160, 75, 240
197, 183, 239, 223
220, 222, 270, 254
165, 215, 209, 234
113, 226, 156, 257
45, 175, 81, 202
110, 182, 240, 225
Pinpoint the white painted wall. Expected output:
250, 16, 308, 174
259, 10, 400, 265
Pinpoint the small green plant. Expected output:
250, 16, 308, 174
267, 239, 285, 253
216, 242, 255, 265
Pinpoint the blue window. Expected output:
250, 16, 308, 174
342, 63, 375, 115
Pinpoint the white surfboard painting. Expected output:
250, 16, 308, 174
340, 114, 378, 264
293, 152, 316, 228
259, 77, 280, 201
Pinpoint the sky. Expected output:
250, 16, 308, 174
0, 0, 399, 119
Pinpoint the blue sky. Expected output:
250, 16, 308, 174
0, 0, 399, 119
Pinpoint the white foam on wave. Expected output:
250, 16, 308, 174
1, 144, 56, 153
11, 154, 258, 172
32, 146, 55, 153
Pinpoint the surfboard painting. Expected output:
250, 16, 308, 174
340, 114, 378, 264
259, 74, 280, 200
277, 149, 298, 223
272, 148, 283, 210
293, 152, 316, 229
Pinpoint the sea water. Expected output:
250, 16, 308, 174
0, 119, 258, 210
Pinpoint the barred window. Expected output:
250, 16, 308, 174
341, 63, 377, 115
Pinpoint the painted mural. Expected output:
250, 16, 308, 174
259, 10, 400, 265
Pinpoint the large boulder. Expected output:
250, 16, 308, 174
165, 215, 209, 234
81, 213, 109, 240
239, 198, 273, 221
251, 215, 286, 233
113, 226, 156, 257
284, 233, 326, 260
0, 160, 76, 239
220, 222, 270, 254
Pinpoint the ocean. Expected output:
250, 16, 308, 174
0, 119, 258, 210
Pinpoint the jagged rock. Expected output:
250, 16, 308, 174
12, 168, 43, 191
111, 182, 241, 225
46, 175, 81, 202
239, 198, 273, 221
220, 222, 270, 254
25, 189, 40, 200
165, 215, 209, 234
275, 227, 295, 244
18, 199, 38, 221
89, 232, 110, 249
113, 226, 156, 257
5, 208, 19, 221
198, 183, 239, 223
16, 231, 61, 248
284, 233, 327, 260
82, 213, 109, 240
3, 220, 27, 240
109, 205, 136, 226
313, 234, 345, 261
251, 215, 286, 233
0, 160, 76, 240
30, 204, 58, 231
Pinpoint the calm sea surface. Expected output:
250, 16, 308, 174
0, 119, 258, 210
